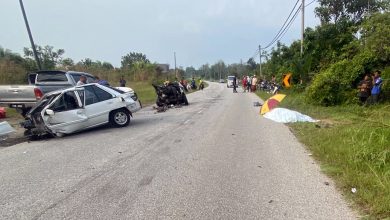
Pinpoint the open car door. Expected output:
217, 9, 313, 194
41, 88, 88, 135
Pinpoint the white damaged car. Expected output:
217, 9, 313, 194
23, 83, 141, 138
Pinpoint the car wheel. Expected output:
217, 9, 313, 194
110, 109, 130, 127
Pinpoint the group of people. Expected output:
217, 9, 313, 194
357, 70, 383, 105
76, 75, 127, 87
178, 78, 204, 92
242, 75, 258, 93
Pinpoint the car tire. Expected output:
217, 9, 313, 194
110, 109, 130, 127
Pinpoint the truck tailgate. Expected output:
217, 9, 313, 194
0, 85, 37, 105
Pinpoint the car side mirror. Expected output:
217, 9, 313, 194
46, 109, 55, 116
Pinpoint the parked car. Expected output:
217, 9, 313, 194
227, 76, 235, 88
0, 70, 97, 116
219, 79, 225, 83
22, 83, 141, 138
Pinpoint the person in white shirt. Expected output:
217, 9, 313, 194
251, 75, 258, 92
76, 75, 87, 86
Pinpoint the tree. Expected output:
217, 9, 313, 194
247, 58, 257, 71
210, 61, 227, 80
121, 52, 150, 69
361, 12, 390, 63
185, 66, 196, 78
0, 47, 24, 65
60, 58, 74, 68
24, 45, 65, 70
79, 58, 93, 67
315, 0, 389, 24
102, 62, 114, 70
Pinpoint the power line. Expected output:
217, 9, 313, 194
305, 0, 316, 7
251, 49, 259, 60
247, 0, 306, 63
263, 0, 301, 50
249, 5, 301, 67
265, 5, 302, 51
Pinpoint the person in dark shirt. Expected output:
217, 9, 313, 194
119, 76, 126, 87
95, 76, 110, 86
357, 74, 372, 104
232, 76, 237, 93
370, 70, 383, 104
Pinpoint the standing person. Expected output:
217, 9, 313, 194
370, 70, 383, 104
251, 75, 258, 92
242, 76, 247, 92
247, 75, 252, 92
357, 74, 372, 104
180, 79, 188, 92
95, 76, 110, 86
271, 75, 276, 84
191, 77, 197, 90
76, 75, 87, 86
119, 76, 126, 87
199, 78, 204, 90
232, 76, 237, 93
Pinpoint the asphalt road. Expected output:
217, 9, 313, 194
0, 82, 356, 220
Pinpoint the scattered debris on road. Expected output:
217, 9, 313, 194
0, 121, 16, 138
253, 101, 262, 107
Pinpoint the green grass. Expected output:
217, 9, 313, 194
257, 91, 390, 219
127, 81, 157, 106
0, 108, 22, 120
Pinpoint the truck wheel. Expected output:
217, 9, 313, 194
110, 109, 130, 127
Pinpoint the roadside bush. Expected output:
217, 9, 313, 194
306, 51, 378, 105
380, 67, 390, 102
0, 60, 27, 84
306, 60, 349, 105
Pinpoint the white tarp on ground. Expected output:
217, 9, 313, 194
0, 121, 16, 137
263, 108, 318, 123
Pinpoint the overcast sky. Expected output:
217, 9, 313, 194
0, 0, 319, 68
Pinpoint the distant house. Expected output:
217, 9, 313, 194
156, 64, 170, 74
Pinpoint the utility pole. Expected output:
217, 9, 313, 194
174, 52, 177, 79
219, 63, 221, 80
19, 0, 42, 70
301, 0, 305, 56
259, 45, 262, 77
240, 59, 243, 77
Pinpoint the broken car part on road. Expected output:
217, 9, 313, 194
153, 82, 189, 108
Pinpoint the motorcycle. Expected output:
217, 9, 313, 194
199, 82, 204, 90
152, 82, 189, 107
